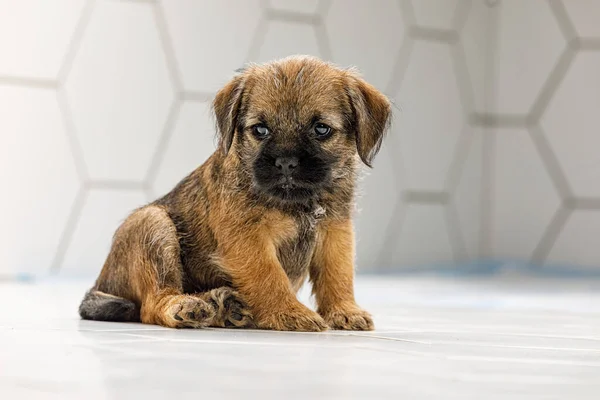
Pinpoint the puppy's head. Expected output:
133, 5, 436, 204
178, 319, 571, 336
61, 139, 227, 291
213, 56, 391, 203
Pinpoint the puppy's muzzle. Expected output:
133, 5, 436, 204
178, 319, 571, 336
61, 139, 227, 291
274, 156, 299, 176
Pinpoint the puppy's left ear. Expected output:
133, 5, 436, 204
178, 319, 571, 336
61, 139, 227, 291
346, 73, 392, 167
213, 74, 245, 154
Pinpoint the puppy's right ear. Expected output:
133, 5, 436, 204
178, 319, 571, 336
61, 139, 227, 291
213, 74, 245, 154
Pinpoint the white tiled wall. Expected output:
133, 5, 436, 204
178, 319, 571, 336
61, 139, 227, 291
0, 0, 598, 278
485, 0, 600, 268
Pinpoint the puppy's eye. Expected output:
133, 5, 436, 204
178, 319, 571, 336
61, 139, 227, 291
253, 124, 270, 139
314, 123, 332, 139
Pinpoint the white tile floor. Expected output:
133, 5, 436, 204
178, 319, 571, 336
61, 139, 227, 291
1, 275, 600, 399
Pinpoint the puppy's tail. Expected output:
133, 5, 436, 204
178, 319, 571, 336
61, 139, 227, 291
79, 290, 140, 322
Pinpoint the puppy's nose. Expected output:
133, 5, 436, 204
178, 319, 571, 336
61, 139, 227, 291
275, 157, 299, 175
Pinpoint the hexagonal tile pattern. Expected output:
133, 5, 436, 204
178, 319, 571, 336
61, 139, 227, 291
326, 0, 405, 91
162, 0, 261, 92
0, 0, 86, 79
390, 204, 454, 267
60, 189, 147, 276
491, 129, 560, 260
562, 0, 600, 39
392, 41, 464, 191
6, 0, 600, 276
494, 0, 564, 114
412, 0, 459, 30
269, 0, 320, 14
65, 1, 174, 182
255, 21, 322, 63
354, 143, 401, 271
453, 130, 483, 259
461, 0, 493, 113
542, 51, 600, 198
0, 86, 79, 276
152, 102, 217, 197
547, 210, 600, 269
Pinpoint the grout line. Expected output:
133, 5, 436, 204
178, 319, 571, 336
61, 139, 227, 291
317, 0, 333, 17
479, 123, 495, 258
478, 0, 500, 259
264, 9, 320, 25
404, 191, 449, 204
57, 0, 96, 83
469, 113, 528, 128
384, 117, 406, 185
56, 88, 89, 181
50, 188, 88, 274
445, 202, 468, 262
246, 11, 269, 62
452, 0, 472, 32
452, 41, 475, 114
0, 76, 58, 89
578, 37, 600, 51
445, 126, 474, 194
564, 197, 600, 210
314, 20, 332, 60
408, 26, 459, 44
528, 45, 576, 124
548, 0, 578, 42
398, 0, 416, 27
153, 1, 184, 92
531, 206, 572, 264
144, 99, 182, 186
375, 196, 406, 270
385, 38, 414, 96
445, 124, 475, 262
529, 125, 572, 199
444, 18, 472, 267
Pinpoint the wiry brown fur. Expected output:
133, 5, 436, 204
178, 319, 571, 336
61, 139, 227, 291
79, 56, 391, 331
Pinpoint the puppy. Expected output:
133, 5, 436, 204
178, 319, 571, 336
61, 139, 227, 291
79, 56, 391, 331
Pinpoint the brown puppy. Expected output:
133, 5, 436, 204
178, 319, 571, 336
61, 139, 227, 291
79, 56, 391, 331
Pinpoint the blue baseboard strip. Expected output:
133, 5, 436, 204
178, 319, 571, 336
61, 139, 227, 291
361, 259, 600, 279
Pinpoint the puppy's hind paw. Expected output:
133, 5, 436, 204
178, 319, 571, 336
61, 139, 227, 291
165, 296, 216, 328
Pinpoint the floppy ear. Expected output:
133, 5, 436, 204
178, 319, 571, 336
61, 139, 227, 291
345, 73, 392, 167
212, 74, 245, 154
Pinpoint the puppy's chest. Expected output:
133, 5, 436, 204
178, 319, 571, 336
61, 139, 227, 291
276, 215, 321, 284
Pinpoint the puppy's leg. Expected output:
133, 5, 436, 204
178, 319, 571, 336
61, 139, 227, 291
219, 234, 327, 332
310, 219, 374, 331
110, 206, 216, 329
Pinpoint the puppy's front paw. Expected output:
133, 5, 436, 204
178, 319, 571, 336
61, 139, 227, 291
258, 304, 328, 332
322, 306, 374, 331
207, 287, 256, 329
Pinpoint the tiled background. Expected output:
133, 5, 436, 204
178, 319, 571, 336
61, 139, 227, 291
0, 0, 599, 278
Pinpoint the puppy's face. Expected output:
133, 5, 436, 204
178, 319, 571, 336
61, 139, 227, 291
213, 56, 391, 203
